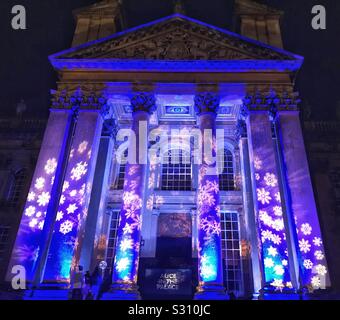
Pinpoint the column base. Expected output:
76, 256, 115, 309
258, 287, 300, 300
194, 284, 229, 301
101, 283, 141, 301
24, 283, 70, 300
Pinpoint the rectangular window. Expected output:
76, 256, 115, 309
0, 225, 11, 262
161, 149, 192, 191
106, 211, 120, 271
220, 212, 243, 295
218, 149, 235, 191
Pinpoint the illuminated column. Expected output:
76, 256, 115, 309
106, 92, 156, 300
243, 92, 296, 295
276, 100, 330, 290
194, 92, 228, 300
43, 89, 108, 282
236, 119, 263, 296
6, 109, 72, 282
80, 120, 117, 272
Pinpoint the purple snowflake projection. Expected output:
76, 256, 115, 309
112, 164, 143, 283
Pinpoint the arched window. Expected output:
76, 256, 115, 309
218, 148, 235, 191
161, 149, 192, 191
7, 169, 27, 206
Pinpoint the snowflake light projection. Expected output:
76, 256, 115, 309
197, 164, 223, 284
7, 154, 60, 279
112, 163, 144, 284
44, 114, 99, 282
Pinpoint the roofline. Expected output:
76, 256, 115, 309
49, 13, 303, 63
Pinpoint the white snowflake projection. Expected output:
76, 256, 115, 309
264, 257, 274, 268
29, 218, 38, 228
120, 238, 133, 251
116, 257, 130, 272
303, 259, 313, 270
44, 158, 57, 175
313, 237, 322, 247
299, 239, 311, 253
301, 223, 312, 236
272, 219, 284, 232
78, 141, 88, 154
146, 196, 154, 210
286, 282, 293, 289
259, 210, 271, 226
274, 265, 285, 276
123, 223, 133, 234
155, 196, 164, 207
253, 156, 263, 170
69, 149, 75, 159
315, 264, 327, 276
271, 279, 284, 291
69, 190, 77, 197
62, 181, 70, 192
274, 192, 281, 203
66, 203, 78, 214
25, 206, 36, 217
311, 276, 321, 288
56, 211, 64, 222
37, 192, 50, 207
199, 218, 221, 235
87, 150, 92, 159
36, 211, 42, 218
314, 250, 324, 260
71, 161, 88, 181
38, 221, 44, 230
255, 173, 260, 181
35, 177, 45, 190
261, 230, 273, 243
60, 220, 74, 235
205, 180, 219, 194
271, 234, 282, 245
273, 206, 283, 217
59, 195, 66, 205
27, 192, 35, 202
125, 209, 136, 219
282, 259, 288, 266
131, 215, 142, 231
128, 166, 138, 176
148, 174, 155, 189
268, 246, 278, 257
264, 173, 278, 187
257, 188, 272, 205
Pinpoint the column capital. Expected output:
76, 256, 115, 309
51, 85, 108, 114
194, 92, 220, 115
130, 92, 157, 114
102, 118, 119, 138
242, 87, 301, 114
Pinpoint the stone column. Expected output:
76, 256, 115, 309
243, 91, 296, 297
43, 88, 108, 282
105, 92, 156, 300
236, 119, 263, 297
80, 120, 117, 272
276, 101, 330, 290
194, 92, 228, 300
6, 108, 73, 283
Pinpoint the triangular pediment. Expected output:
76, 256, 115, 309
54, 14, 299, 62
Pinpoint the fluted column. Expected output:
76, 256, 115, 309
43, 88, 109, 282
274, 93, 330, 291
243, 91, 296, 296
105, 92, 156, 300
194, 92, 228, 300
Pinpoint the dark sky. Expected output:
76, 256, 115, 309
0, 0, 339, 119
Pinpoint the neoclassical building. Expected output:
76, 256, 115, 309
6, 0, 331, 300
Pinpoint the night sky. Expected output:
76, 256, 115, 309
0, 0, 339, 119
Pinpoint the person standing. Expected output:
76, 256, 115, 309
71, 265, 84, 300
